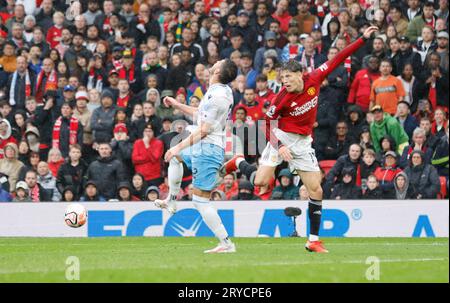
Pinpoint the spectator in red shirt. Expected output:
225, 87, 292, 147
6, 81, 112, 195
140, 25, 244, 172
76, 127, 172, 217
347, 56, 381, 112
373, 150, 403, 195
46, 11, 64, 49
216, 173, 239, 200
132, 123, 164, 186
272, 0, 292, 34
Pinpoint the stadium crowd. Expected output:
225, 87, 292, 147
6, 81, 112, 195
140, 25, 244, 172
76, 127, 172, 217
0, 0, 448, 202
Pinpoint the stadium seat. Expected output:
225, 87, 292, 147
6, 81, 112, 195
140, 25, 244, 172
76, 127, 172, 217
319, 160, 336, 176
438, 176, 447, 199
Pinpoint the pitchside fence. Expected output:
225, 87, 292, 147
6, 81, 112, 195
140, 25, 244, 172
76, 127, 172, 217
0, 200, 447, 237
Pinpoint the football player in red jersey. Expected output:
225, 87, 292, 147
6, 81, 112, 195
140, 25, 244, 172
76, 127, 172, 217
221, 26, 379, 253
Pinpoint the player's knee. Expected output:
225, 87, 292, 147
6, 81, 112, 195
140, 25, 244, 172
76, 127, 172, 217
309, 185, 323, 199
253, 176, 268, 187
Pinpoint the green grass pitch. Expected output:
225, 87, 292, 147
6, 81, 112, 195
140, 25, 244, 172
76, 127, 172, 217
0, 237, 447, 283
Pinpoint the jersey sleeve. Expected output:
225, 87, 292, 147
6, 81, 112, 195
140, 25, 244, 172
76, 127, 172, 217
310, 36, 366, 83
265, 87, 288, 148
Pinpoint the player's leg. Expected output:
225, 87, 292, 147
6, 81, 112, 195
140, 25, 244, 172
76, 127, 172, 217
290, 136, 328, 253
220, 142, 280, 191
192, 143, 235, 253
155, 146, 193, 214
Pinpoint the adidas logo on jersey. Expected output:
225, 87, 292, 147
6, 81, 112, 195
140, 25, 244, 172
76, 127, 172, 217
291, 102, 297, 107
313, 210, 322, 215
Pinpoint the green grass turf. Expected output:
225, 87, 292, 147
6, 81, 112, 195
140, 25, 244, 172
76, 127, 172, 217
0, 237, 447, 283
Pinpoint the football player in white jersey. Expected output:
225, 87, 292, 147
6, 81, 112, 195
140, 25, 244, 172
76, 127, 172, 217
155, 59, 238, 253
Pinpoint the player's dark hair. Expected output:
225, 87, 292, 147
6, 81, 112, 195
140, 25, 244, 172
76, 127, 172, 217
280, 60, 304, 73
219, 59, 238, 84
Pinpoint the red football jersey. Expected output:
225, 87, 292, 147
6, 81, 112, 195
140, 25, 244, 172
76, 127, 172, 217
265, 37, 366, 147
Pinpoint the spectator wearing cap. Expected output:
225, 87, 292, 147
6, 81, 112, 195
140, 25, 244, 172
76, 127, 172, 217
373, 150, 403, 196
61, 85, 77, 108
11, 181, 31, 202
404, 150, 440, 199
52, 102, 83, 158
132, 123, 164, 186
236, 9, 258, 54
117, 49, 142, 94
86, 141, 126, 200
91, 90, 117, 143
111, 122, 133, 178
63, 33, 92, 74
6, 55, 36, 110
232, 180, 260, 200
145, 185, 160, 202
406, 2, 436, 43
400, 127, 433, 169
436, 31, 449, 73
330, 167, 363, 200
370, 105, 409, 154
270, 168, 299, 200
395, 101, 419, 139
220, 29, 250, 59
254, 31, 282, 73
293, 0, 321, 35
238, 52, 258, 89
80, 180, 106, 202
398, 36, 423, 78
0, 142, 24, 192
369, 59, 406, 116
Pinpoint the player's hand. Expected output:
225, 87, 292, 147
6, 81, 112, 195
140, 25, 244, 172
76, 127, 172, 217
163, 96, 179, 108
164, 146, 180, 162
363, 26, 378, 39
279, 145, 293, 162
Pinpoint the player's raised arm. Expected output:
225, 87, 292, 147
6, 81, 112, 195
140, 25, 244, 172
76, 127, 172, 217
163, 96, 199, 117
313, 26, 379, 81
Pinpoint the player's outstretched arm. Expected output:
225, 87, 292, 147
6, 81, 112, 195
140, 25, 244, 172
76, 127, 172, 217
314, 26, 378, 80
163, 96, 199, 116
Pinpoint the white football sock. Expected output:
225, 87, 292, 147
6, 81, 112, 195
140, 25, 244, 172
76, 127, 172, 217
309, 235, 319, 242
168, 157, 183, 200
193, 195, 231, 245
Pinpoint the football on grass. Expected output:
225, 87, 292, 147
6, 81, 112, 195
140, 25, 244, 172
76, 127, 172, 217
64, 203, 87, 228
